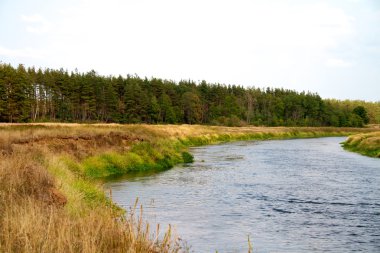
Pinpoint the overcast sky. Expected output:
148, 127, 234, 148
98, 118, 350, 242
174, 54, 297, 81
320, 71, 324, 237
0, 0, 379, 101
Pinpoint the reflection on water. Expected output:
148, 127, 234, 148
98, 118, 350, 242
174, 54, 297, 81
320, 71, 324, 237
106, 137, 380, 252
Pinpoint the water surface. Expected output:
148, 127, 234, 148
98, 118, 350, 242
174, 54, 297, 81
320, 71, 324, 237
106, 137, 380, 252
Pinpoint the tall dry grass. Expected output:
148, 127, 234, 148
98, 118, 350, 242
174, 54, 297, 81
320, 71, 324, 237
0, 143, 182, 252
343, 131, 380, 157
0, 123, 374, 151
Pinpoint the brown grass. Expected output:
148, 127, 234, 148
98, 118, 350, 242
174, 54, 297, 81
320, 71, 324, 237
0, 124, 188, 252
0, 123, 378, 252
0, 152, 182, 253
344, 131, 380, 157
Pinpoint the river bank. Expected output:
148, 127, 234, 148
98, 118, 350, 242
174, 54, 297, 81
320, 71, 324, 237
0, 124, 377, 252
343, 131, 380, 157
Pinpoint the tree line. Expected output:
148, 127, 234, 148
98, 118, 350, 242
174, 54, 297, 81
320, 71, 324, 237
1, 63, 378, 127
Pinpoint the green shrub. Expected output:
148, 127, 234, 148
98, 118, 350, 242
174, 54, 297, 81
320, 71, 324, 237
182, 151, 194, 163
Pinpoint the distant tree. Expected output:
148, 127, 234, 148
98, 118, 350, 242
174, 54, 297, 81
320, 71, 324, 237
124, 81, 148, 123
79, 70, 97, 121
0, 64, 7, 121
1, 62, 379, 126
102, 79, 118, 122
348, 113, 364, 127
352, 106, 369, 125
182, 91, 202, 124
148, 95, 160, 123
0, 64, 31, 122
159, 93, 176, 123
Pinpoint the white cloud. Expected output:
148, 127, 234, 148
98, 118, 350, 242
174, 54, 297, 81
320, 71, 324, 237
21, 14, 52, 34
325, 58, 353, 68
0, 45, 47, 59
45, 0, 355, 77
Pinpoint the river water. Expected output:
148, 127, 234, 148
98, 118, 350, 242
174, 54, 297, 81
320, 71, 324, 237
105, 137, 380, 252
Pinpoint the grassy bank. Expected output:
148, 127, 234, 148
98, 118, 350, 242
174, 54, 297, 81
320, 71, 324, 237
73, 126, 374, 179
0, 124, 377, 252
342, 131, 380, 158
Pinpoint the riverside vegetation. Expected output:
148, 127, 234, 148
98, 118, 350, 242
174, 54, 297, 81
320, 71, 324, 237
343, 131, 380, 157
0, 123, 378, 253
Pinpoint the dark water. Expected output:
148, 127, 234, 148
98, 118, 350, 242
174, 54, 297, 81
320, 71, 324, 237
105, 137, 380, 252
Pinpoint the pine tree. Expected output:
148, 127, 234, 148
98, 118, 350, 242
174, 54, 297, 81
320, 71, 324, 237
182, 91, 202, 124
148, 95, 161, 123
159, 93, 176, 123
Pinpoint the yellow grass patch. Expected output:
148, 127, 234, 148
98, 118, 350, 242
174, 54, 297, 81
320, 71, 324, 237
344, 131, 380, 157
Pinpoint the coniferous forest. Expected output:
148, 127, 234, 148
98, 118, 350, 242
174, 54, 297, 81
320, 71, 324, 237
1, 63, 379, 126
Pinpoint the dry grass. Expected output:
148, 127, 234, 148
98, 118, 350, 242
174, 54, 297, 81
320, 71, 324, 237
343, 131, 380, 157
0, 123, 374, 148
0, 128, 184, 252
1, 200, 181, 253
0, 123, 378, 252
0, 153, 183, 253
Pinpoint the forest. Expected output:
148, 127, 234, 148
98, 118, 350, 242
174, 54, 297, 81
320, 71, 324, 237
0, 63, 379, 126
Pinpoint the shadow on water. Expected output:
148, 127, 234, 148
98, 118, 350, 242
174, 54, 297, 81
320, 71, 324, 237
104, 163, 193, 183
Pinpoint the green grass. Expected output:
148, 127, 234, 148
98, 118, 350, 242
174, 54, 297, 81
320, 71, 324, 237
47, 156, 117, 216
72, 128, 366, 180
75, 140, 193, 179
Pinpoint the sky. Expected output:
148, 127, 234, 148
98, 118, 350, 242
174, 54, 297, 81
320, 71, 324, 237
0, 0, 379, 101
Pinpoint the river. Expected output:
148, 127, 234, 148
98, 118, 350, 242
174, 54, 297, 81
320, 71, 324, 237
105, 137, 380, 252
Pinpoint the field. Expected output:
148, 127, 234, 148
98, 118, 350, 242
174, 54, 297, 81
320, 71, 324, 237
0, 124, 377, 253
